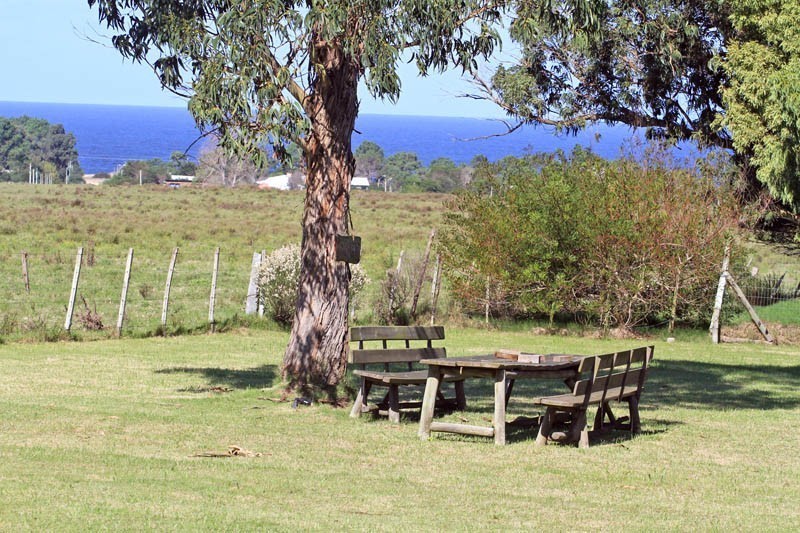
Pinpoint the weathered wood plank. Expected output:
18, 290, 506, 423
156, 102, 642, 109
535, 345, 654, 448
418, 368, 442, 439
162, 247, 179, 327
424, 354, 581, 371
351, 368, 464, 385
493, 369, 507, 445
349, 347, 446, 364
709, 248, 730, 344
429, 422, 494, 438
64, 247, 83, 332
350, 325, 445, 342
116, 247, 134, 337
208, 247, 220, 331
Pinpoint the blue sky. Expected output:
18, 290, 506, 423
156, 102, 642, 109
1, 0, 507, 118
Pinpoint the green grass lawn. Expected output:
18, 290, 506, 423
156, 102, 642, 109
1, 328, 798, 530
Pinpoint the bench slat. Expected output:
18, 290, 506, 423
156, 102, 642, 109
573, 367, 647, 397
352, 368, 463, 385
349, 325, 465, 423
535, 384, 641, 408
350, 347, 446, 364
350, 326, 445, 342
578, 346, 650, 373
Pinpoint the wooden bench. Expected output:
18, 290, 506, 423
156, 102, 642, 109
534, 346, 654, 448
348, 326, 467, 423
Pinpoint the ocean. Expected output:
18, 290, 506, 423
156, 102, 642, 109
0, 101, 645, 174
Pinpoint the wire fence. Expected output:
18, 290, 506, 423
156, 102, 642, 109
0, 246, 261, 340
0, 242, 449, 342
720, 266, 800, 341
5, 243, 799, 343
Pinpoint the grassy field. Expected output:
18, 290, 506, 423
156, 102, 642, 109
1, 329, 798, 530
0, 184, 447, 340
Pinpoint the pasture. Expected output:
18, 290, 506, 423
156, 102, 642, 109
1, 329, 798, 530
0, 184, 445, 340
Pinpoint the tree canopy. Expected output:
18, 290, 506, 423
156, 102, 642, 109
721, 0, 800, 211
480, 0, 800, 212
483, 0, 732, 148
0, 116, 82, 183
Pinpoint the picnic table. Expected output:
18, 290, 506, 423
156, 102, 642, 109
417, 353, 582, 445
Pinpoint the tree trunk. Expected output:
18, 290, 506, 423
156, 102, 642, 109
282, 40, 359, 393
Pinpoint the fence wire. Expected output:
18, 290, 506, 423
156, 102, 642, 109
0, 247, 260, 340
720, 269, 800, 329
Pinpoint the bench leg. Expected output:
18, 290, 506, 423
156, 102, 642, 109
535, 407, 554, 447
387, 384, 400, 424
593, 402, 619, 433
350, 377, 370, 418
628, 396, 641, 434
572, 410, 589, 449
593, 404, 604, 432
454, 380, 467, 411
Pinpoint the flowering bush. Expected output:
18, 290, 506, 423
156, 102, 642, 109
258, 243, 368, 326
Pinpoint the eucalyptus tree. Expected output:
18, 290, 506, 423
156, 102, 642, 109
88, 0, 506, 393
481, 0, 733, 149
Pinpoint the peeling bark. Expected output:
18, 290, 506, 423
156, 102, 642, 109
282, 39, 359, 393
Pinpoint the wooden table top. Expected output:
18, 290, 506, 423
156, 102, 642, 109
420, 354, 582, 371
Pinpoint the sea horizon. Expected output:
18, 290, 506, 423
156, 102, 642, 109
0, 100, 652, 174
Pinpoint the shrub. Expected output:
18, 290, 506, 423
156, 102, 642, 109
258, 244, 368, 326
440, 147, 741, 330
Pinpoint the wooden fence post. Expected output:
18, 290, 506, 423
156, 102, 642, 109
430, 254, 442, 326
209, 247, 220, 332
410, 229, 436, 321
709, 248, 730, 344
388, 250, 404, 321
116, 248, 134, 337
21, 251, 30, 293
258, 249, 266, 317
245, 251, 261, 315
64, 247, 83, 331
162, 247, 179, 328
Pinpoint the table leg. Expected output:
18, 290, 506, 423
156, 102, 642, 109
493, 369, 507, 445
505, 378, 515, 409
418, 366, 442, 440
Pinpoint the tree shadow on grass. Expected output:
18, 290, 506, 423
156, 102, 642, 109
645, 359, 800, 411
156, 364, 279, 391
470, 359, 800, 414
406, 358, 800, 445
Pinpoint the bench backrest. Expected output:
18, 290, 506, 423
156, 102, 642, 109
349, 326, 447, 368
573, 346, 654, 408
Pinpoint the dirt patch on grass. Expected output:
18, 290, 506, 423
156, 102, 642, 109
723, 322, 800, 345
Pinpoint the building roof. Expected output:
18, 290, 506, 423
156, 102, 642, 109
257, 173, 294, 190
351, 176, 370, 188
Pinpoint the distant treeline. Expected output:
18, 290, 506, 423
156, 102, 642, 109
99, 140, 484, 192
0, 116, 83, 183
